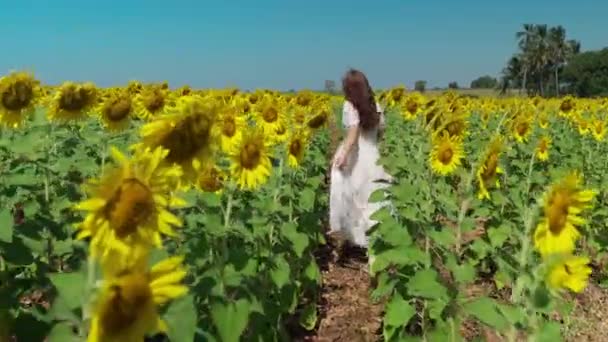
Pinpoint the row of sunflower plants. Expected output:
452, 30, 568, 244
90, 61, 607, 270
0, 71, 338, 341
368, 93, 608, 341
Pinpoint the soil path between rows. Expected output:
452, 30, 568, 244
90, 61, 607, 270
291, 239, 384, 342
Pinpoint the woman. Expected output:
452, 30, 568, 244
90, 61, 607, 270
329, 69, 392, 261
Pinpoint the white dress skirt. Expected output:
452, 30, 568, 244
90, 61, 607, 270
329, 100, 392, 249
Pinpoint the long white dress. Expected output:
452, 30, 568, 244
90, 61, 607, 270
329, 100, 392, 248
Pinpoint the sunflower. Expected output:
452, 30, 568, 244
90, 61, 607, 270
229, 128, 272, 190
193, 160, 225, 193
270, 122, 290, 146
307, 106, 330, 130
255, 96, 285, 135
88, 256, 188, 342
476, 136, 504, 200
429, 133, 464, 176
533, 172, 596, 257
559, 96, 576, 117
98, 89, 135, 132
576, 117, 590, 136
591, 117, 606, 141
73, 146, 185, 267
0, 71, 42, 128
545, 255, 592, 293
536, 136, 551, 162
218, 107, 246, 153
46, 81, 98, 123
135, 85, 171, 120
293, 90, 314, 108
137, 95, 221, 185
387, 86, 406, 108
127, 80, 144, 95
287, 129, 309, 168
510, 115, 533, 143
401, 94, 424, 120
537, 112, 549, 129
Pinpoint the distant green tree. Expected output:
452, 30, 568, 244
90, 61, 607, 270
448, 81, 459, 89
562, 48, 608, 97
414, 80, 427, 92
324, 80, 337, 94
470, 75, 498, 89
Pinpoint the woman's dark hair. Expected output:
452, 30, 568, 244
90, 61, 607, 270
342, 69, 379, 131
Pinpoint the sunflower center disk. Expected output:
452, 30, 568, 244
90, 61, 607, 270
406, 100, 418, 113
547, 191, 570, 234
107, 99, 132, 121
439, 147, 454, 164
516, 122, 529, 136
222, 119, 236, 137
163, 114, 211, 164
199, 169, 223, 192
2, 82, 34, 111
99, 274, 152, 333
289, 140, 302, 156
481, 154, 499, 180
240, 142, 261, 169
308, 112, 326, 129
263, 107, 278, 123
59, 88, 89, 111
144, 92, 164, 112
105, 179, 155, 238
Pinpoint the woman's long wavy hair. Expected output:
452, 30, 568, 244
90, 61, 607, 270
342, 69, 379, 131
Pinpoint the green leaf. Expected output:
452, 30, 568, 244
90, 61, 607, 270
0, 209, 13, 243
270, 254, 291, 289
384, 293, 415, 327
49, 271, 86, 310
535, 321, 562, 342
371, 246, 427, 273
532, 285, 552, 310
451, 262, 476, 285
298, 188, 316, 211
462, 297, 509, 331
299, 303, 318, 331
497, 304, 526, 326
428, 228, 455, 248
377, 217, 412, 247
406, 269, 448, 300
282, 223, 309, 258
1, 237, 34, 266
369, 188, 386, 203
487, 224, 511, 248
164, 294, 197, 342
304, 259, 321, 284
47, 322, 77, 342
211, 299, 251, 342
392, 182, 418, 203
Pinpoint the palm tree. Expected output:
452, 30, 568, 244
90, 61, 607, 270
516, 24, 536, 94
509, 24, 580, 97
498, 55, 523, 95
549, 26, 567, 96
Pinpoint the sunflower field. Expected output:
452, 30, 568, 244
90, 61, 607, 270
0, 71, 607, 342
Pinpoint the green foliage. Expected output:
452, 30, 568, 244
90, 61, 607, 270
562, 47, 608, 97
470, 75, 498, 89
414, 80, 427, 93
369, 106, 608, 341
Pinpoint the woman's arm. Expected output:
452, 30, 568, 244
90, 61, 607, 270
341, 125, 360, 157
334, 125, 359, 169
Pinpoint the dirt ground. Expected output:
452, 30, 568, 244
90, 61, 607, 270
290, 238, 383, 342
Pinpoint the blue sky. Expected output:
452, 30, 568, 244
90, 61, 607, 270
0, 0, 605, 90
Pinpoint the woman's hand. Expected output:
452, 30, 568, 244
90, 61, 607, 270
333, 153, 347, 169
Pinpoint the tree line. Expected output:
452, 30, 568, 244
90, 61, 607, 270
322, 24, 607, 98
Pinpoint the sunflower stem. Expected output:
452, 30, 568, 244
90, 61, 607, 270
82, 253, 96, 336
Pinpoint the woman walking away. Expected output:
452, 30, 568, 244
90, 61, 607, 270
329, 69, 392, 266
